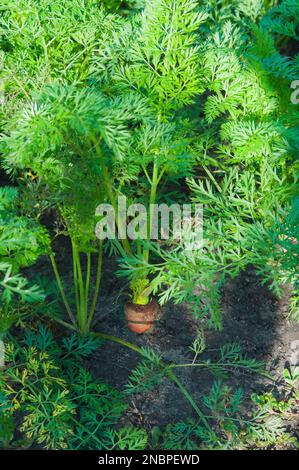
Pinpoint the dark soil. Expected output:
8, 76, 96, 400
281, 37, 299, 58
88, 265, 299, 435
27, 241, 299, 444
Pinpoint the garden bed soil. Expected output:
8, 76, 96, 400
92, 268, 299, 437
28, 241, 299, 445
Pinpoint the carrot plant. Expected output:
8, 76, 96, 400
1, 83, 151, 332
0, 187, 48, 334
94, 0, 209, 303
0, 326, 147, 450
120, 0, 299, 326
1, 0, 298, 330
0, 0, 298, 452
122, 333, 298, 450
0, 0, 147, 331
0, 185, 47, 375
0, 0, 209, 321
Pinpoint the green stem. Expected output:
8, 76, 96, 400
137, 239, 142, 258
68, 415, 109, 450
112, 238, 127, 258
88, 240, 103, 328
92, 332, 143, 354
74, 247, 86, 332
143, 162, 159, 265
72, 242, 80, 317
91, 136, 131, 256
92, 332, 212, 432
44, 314, 212, 431
52, 316, 77, 331
50, 254, 76, 327
166, 369, 211, 431
170, 362, 272, 379
85, 252, 91, 315
102, 165, 132, 255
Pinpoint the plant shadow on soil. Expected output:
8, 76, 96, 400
28, 239, 299, 437
90, 263, 299, 434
